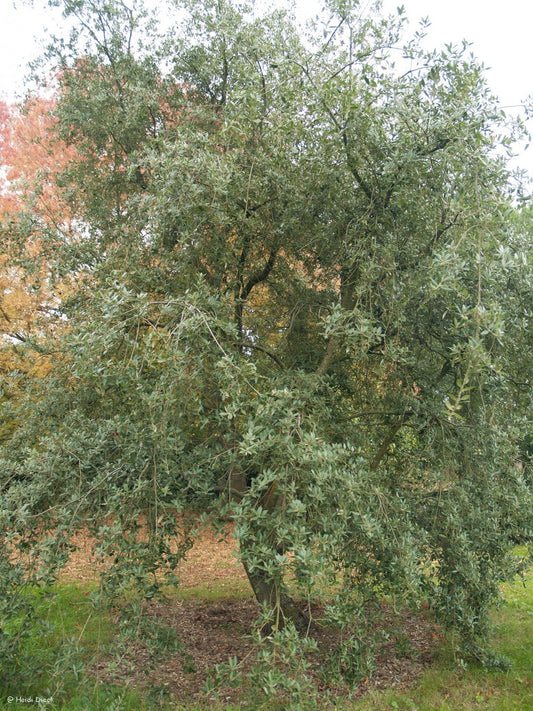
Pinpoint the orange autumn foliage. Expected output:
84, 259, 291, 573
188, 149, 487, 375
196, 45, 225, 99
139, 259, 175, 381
0, 96, 77, 228
1, 96, 75, 373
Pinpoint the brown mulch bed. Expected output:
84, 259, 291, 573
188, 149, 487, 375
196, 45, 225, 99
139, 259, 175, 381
62, 525, 442, 705
90, 598, 441, 706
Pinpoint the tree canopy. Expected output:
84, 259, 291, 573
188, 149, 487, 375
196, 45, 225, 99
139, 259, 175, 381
1, 0, 532, 692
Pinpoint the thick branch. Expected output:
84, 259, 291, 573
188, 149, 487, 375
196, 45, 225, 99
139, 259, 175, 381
315, 336, 339, 377
370, 411, 413, 471
234, 234, 251, 341
241, 247, 278, 301
233, 341, 285, 369
343, 132, 374, 202
234, 246, 278, 351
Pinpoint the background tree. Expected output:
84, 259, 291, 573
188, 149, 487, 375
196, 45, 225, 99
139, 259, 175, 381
0, 95, 79, 452
1, 0, 532, 684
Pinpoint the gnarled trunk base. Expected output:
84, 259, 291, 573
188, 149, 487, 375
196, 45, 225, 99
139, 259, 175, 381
242, 558, 308, 635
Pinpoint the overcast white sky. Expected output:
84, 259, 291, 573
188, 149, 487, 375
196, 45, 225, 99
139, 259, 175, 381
380, 0, 532, 116
0, 0, 531, 176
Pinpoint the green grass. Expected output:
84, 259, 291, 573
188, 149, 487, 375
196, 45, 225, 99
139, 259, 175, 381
0, 576, 254, 711
344, 563, 533, 711
0, 583, 122, 710
0, 581, 161, 710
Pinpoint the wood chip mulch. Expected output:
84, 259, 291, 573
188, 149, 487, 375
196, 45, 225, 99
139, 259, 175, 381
88, 596, 441, 706
63, 525, 443, 706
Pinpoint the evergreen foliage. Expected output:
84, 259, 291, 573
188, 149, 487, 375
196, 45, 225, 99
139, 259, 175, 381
1, 0, 532, 692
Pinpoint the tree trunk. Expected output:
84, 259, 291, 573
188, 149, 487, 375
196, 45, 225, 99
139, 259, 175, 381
233, 477, 309, 634
241, 556, 309, 635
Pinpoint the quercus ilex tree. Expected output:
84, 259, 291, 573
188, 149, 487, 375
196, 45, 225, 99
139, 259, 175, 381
1, 0, 532, 687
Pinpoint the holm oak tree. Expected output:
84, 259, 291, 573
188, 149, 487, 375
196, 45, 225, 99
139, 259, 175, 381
1, 0, 532, 687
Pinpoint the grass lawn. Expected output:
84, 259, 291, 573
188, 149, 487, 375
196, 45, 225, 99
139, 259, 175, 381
345, 557, 533, 711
